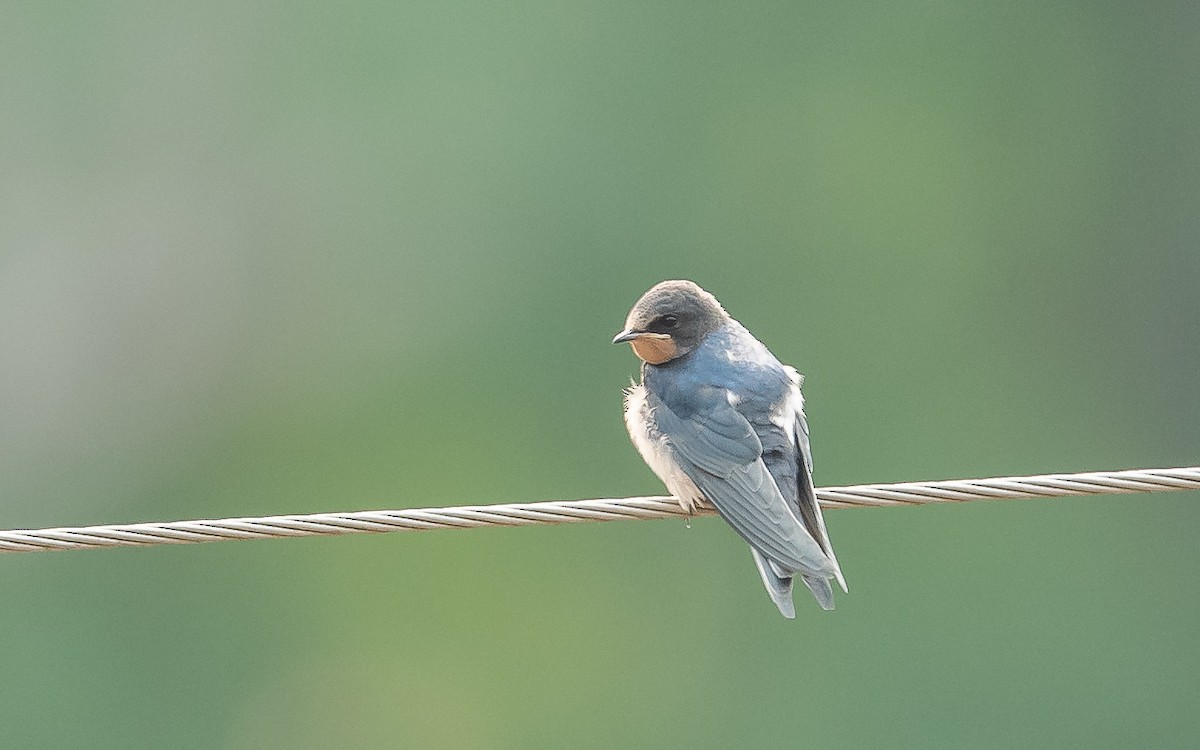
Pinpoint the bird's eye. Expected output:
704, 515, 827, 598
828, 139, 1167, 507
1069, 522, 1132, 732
659, 315, 679, 329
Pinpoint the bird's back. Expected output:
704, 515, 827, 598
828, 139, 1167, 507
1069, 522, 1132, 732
652, 321, 846, 599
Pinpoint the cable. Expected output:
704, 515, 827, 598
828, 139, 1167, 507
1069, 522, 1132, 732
1, 466, 1196, 554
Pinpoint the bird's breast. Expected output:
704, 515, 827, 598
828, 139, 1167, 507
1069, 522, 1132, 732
623, 384, 705, 514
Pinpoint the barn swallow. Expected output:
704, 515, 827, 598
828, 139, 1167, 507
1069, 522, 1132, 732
614, 280, 846, 617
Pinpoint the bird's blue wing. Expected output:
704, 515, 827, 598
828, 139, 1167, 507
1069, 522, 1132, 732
758, 405, 846, 595
792, 407, 847, 592
649, 385, 836, 578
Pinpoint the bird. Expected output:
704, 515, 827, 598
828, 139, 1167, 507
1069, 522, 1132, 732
612, 280, 846, 618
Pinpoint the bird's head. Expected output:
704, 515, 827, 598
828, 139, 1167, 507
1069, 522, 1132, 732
612, 280, 729, 364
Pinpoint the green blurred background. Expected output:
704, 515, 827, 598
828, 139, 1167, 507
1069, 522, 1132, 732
2, 2, 1198, 747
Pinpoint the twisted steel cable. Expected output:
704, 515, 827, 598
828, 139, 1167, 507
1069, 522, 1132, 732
1, 466, 1197, 554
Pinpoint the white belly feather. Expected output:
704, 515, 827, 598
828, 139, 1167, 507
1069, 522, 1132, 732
623, 384, 705, 514
771, 366, 805, 445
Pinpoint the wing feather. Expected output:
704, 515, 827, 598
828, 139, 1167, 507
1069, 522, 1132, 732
793, 409, 847, 592
650, 389, 836, 578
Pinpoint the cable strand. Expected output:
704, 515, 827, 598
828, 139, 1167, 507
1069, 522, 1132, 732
2, 466, 1197, 554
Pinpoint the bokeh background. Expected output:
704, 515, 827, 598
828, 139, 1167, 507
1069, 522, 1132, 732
2, 2, 1198, 748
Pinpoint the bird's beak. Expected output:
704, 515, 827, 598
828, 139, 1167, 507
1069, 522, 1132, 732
612, 329, 671, 344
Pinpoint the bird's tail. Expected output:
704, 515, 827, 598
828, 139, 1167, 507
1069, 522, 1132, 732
751, 548, 796, 618
751, 548, 836, 615
799, 574, 835, 611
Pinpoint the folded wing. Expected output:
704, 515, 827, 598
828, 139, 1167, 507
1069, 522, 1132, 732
650, 385, 837, 580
